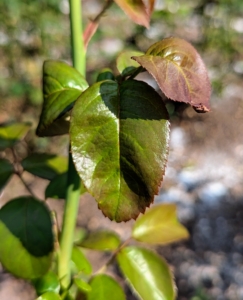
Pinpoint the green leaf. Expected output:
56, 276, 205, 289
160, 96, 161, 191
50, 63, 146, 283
0, 197, 54, 279
132, 204, 189, 245
132, 37, 211, 113
117, 246, 176, 300
87, 274, 125, 300
71, 246, 92, 275
22, 153, 68, 180
33, 271, 60, 296
0, 158, 14, 191
114, 0, 150, 28
36, 60, 88, 137
45, 173, 86, 199
0, 122, 31, 150
116, 50, 144, 76
36, 291, 61, 300
70, 79, 170, 222
96, 68, 115, 82
78, 230, 120, 251
74, 278, 91, 293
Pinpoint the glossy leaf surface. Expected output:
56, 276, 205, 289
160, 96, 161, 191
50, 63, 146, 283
0, 158, 14, 191
36, 60, 88, 137
78, 230, 120, 251
0, 122, 31, 150
36, 292, 61, 300
117, 246, 176, 300
70, 80, 170, 222
132, 204, 189, 244
116, 50, 144, 77
114, 0, 149, 28
0, 197, 53, 279
34, 271, 60, 295
71, 246, 92, 275
87, 274, 125, 300
22, 153, 67, 180
96, 68, 115, 82
132, 37, 211, 112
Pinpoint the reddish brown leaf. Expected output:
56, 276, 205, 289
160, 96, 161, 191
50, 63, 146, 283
83, 21, 99, 50
143, 0, 155, 17
132, 37, 211, 113
114, 0, 150, 28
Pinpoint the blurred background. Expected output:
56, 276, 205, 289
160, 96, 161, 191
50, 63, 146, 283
1, 0, 243, 299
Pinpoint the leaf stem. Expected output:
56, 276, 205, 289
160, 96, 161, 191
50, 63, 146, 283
58, 0, 85, 290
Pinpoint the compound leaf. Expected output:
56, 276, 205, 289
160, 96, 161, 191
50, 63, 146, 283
70, 79, 170, 222
21, 153, 67, 180
87, 274, 125, 300
117, 246, 176, 300
0, 197, 53, 279
114, 0, 150, 28
36, 60, 88, 137
0, 158, 14, 191
132, 37, 211, 112
132, 203, 189, 245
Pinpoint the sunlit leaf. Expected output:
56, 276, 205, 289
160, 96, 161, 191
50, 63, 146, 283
71, 246, 92, 275
0, 158, 14, 191
117, 246, 176, 300
87, 274, 125, 300
36, 291, 61, 300
78, 230, 120, 251
132, 37, 211, 112
116, 50, 144, 76
0, 197, 53, 279
132, 204, 189, 245
74, 278, 92, 293
21, 153, 67, 180
70, 79, 170, 222
114, 0, 150, 28
36, 60, 88, 137
33, 271, 60, 296
0, 122, 31, 150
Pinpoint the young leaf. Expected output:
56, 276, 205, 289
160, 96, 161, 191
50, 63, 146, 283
0, 158, 14, 191
0, 122, 31, 150
78, 230, 120, 251
0, 197, 54, 279
74, 278, 92, 293
70, 79, 170, 222
87, 274, 125, 300
21, 153, 67, 180
33, 271, 60, 296
71, 246, 92, 275
117, 246, 176, 300
116, 50, 144, 77
36, 292, 61, 300
132, 37, 211, 112
36, 60, 88, 137
132, 204, 189, 245
114, 0, 150, 28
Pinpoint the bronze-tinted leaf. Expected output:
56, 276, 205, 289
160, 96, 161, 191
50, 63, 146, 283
114, 0, 149, 28
132, 37, 211, 113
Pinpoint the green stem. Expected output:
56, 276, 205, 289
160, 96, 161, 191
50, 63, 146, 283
58, 0, 85, 289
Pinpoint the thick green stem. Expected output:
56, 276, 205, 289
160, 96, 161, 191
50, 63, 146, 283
58, 0, 85, 289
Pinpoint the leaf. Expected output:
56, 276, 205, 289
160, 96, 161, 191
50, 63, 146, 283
21, 153, 68, 180
36, 60, 88, 137
0, 122, 31, 150
96, 68, 115, 82
71, 246, 92, 275
36, 292, 61, 300
0, 158, 14, 191
116, 50, 144, 76
117, 246, 176, 300
33, 271, 60, 296
0, 197, 54, 279
87, 274, 125, 300
78, 230, 120, 251
114, 0, 150, 28
70, 79, 170, 222
132, 204, 189, 245
132, 37, 211, 113
74, 278, 92, 293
